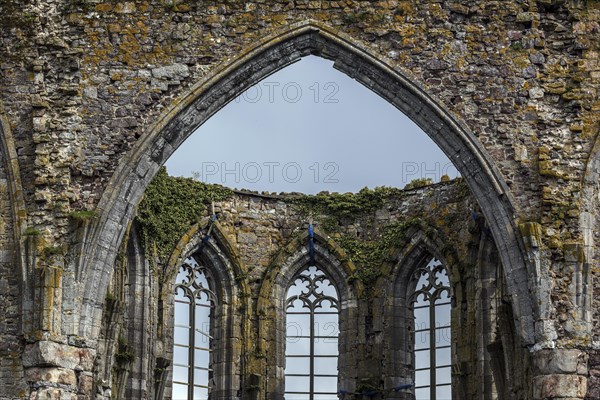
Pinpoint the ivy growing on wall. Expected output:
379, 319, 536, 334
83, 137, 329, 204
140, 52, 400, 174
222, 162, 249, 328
135, 167, 232, 263
337, 218, 426, 285
290, 186, 407, 220
289, 179, 468, 288
136, 168, 468, 289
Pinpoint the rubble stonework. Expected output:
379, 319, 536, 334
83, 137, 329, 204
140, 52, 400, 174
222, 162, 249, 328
0, 0, 598, 399
114, 176, 504, 399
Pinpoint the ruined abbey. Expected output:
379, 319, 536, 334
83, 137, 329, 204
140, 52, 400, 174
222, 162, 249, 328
0, 0, 599, 399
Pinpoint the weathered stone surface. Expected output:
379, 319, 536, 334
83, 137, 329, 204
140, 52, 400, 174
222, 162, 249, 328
28, 388, 78, 400
22, 341, 95, 372
0, 0, 598, 398
77, 372, 93, 395
25, 367, 77, 387
534, 349, 589, 375
151, 64, 190, 80
533, 374, 587, 399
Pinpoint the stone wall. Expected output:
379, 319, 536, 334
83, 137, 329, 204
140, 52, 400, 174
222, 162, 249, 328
0, 0, 598, 398
94, 176, 511, 399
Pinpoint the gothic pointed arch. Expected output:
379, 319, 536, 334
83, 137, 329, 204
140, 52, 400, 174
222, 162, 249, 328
164, 218, 247, 400
383, 227, 457, 399
167, 218, 249, 301
0, 103, 28, 395
0, 109, 27, 275
78, 19, 535, 347
257, 227, 360, 398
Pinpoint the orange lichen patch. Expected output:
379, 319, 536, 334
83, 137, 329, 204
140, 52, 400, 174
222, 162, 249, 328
95, 3, 114, 12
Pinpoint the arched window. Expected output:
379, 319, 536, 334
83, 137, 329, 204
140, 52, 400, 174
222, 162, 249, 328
172, 258, 216, 400
410, 258, 452, 400
285, 265, 340, 399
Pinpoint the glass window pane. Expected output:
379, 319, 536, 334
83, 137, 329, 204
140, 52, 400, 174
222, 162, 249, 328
436, 384, 452, 400
313, 376, 337, 393
174, 326, 189, 346
285, 375, 311, 393
412, 259, 452, 398
285, 356, 310, 375
286, 337, 311, 355
194, 349, 210, 369
173, 345, 189, 365
195, 321, 211, 347
436, 366, 452, 385
195, 304, 211, 327
435, 303, 451, 327
414, 306, 430, 329
286, 314, 310, 336
414, 329, 430, 350
285, 266, 339, 397
314, 395, 339, 400
415, 369, 430, 387
415, 350, 429, 369
436, 327, 451, 346
173, 258, 215, 397
314, 314, 338, 336
314, 339, 338, 356
194, 367, 209, 386
173, 366, 188, 383
172, 383, 188, 400
285, 393, 310, 400
415, 387, 430, 400
193, 385, 209, 399
436, 347, 451, 366
314, 357, 337, 375
174, 301, 190, 326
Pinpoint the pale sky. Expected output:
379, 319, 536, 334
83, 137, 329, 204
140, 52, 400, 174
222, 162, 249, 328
165, 56, 458, 194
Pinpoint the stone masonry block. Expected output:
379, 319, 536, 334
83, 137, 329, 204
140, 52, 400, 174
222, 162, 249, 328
25, 367, 77, 387
534, 349, 588, 375
28, 388, 77, 400
22, 341, 95, 372
533, 374, 587, 399
77, 372, 93, 395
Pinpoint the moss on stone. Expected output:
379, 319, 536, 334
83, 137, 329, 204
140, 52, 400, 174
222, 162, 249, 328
286, 181, 468, 289
339, 219, 422, 287
135, 167, 232, 263
290, 186, 406, 220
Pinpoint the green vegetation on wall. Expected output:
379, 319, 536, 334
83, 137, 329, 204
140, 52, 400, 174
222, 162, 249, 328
135, 167, 232, 263
338, 218, 424, 285
289, 179, 468, 287
291, 186, 406, 220
136, 168, 468, 289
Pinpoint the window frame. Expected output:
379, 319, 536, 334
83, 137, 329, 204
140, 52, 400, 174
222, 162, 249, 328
284, 264, 341, 399
172, 258, 218, 399
165, 225, 243, 400
387, 232, 456, 400
409, 258, 452, 400
260, 233, 358, 400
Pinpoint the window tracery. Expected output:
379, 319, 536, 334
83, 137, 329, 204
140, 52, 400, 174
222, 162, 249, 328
284, 265, 340, 400
410, 258, 452, 400
172, 258, 217, 400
